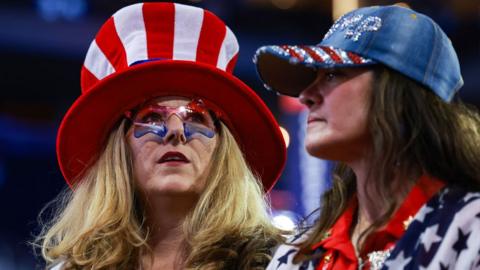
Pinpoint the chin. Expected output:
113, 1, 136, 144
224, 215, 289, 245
306, 146, 326, 159
154, 175, 206, 194
159, 181, 194, 193
306, 138, 326, 155
305, 142, 340, 160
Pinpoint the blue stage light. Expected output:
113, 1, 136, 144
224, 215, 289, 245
36, 0, 87, 21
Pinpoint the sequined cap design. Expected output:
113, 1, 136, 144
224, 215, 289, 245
323, 14, 382, 41
254, 45, 375, 68
254, 5, 463, 101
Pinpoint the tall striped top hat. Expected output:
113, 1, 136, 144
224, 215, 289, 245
57, 2, 286, 190
254, 5, 463, 102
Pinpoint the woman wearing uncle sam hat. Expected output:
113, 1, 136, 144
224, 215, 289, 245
34, 2, 287, 269
255, 5, 480, 270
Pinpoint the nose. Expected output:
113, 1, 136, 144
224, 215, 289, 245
163, 115, 187, 144
299, 81, 323, 109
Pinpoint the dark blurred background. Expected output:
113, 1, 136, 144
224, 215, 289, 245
0, 0, 478, 268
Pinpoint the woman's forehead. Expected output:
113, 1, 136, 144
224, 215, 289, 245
145, 96, 191, 107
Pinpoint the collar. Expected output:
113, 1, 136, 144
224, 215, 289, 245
311, 174, 445, 260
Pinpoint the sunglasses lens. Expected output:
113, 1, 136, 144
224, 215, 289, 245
135, 108, 168, 126
133, 122, 167, 138
130, 99, 217, 141
184, 122, 215, 139
181, 109, 215, 128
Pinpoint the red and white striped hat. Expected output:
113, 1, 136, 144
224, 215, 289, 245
57, 2, 286, 190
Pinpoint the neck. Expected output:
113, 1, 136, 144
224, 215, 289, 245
347, 158, 416, 254
348, 158, 384, 223
140, 193, 199, 270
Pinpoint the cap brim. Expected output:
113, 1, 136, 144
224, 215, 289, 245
57, 60, 286, 191
254, 45, 376, 97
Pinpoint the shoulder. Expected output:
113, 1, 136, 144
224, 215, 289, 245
267, 229, 318, 270
383, 187, 480, 269
414, 186, 480, 227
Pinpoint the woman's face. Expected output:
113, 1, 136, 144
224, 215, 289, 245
127, 97, 218, 197
299, 68, 374, 162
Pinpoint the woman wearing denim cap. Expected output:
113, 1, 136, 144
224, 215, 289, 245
34, 2, 287, 269
255, 5, 480, 270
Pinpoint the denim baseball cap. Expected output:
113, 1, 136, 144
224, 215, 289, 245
254, 5, 463, 102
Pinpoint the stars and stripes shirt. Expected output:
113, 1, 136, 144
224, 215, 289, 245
267, 181, 480, 270
382, 186, 480, 269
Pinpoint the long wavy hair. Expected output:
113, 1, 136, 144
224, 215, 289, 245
35, 119, 282, 269
294, 66, 480, 262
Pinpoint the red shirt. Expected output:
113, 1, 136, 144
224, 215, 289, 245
312, 175, 445, 270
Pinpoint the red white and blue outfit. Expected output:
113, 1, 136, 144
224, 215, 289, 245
267, 176, 480, 270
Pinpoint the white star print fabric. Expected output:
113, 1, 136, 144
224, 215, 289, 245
267, 229, 317, 270
382, 187, 480, 269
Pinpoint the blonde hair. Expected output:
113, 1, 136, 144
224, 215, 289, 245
35, 120, 281, 269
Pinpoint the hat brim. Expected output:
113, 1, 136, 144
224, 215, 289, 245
254, 45, 376, 97
57, 60, 286, 191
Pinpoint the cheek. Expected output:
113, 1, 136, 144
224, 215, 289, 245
127, 134, 144, 163
192, 137, 217, 171
336, 110, 368, 134
127, 135, 154, 181
344, 99, 370, 135
329, 87, 370, 132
